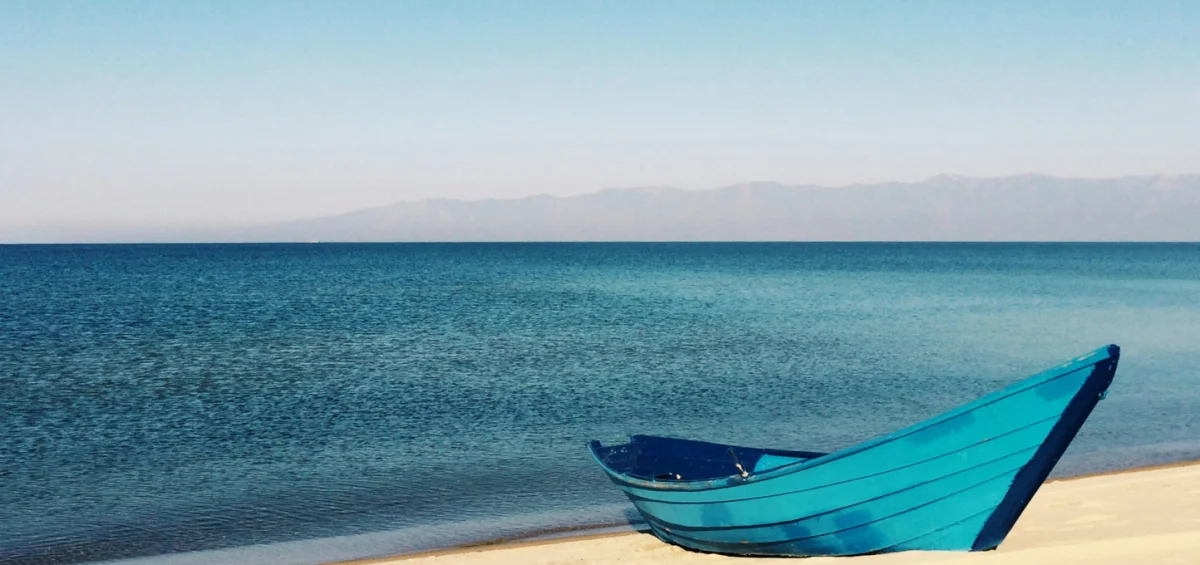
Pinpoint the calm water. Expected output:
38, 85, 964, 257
2, 243, 1199, 565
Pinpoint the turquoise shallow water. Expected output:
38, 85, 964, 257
2, 243, 1198, 565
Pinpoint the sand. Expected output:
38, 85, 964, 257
353, 462, 1200, 565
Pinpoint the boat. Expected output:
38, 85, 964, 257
588, 344, 1121, 556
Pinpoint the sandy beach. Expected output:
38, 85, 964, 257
356, 462, 1200, 565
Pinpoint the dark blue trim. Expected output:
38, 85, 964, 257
970, 344, 1120, 551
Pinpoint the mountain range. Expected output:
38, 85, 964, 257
6, 174, 1200, 243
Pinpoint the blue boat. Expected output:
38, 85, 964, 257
588, 345, 1120, 556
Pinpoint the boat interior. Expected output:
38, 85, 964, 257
590, 434, 827, 482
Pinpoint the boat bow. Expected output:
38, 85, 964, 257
588, 345, 1121, 556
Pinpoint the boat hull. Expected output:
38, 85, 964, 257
589, 345, 1120, 556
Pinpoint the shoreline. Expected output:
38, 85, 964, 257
330, 458, 1200, 565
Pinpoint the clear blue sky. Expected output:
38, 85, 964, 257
3, 1, 1198, 227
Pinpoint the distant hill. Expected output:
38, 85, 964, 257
235, 174, 1200, 242
4, 174, 1199, 243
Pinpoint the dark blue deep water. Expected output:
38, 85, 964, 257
2, 243, 1199, 565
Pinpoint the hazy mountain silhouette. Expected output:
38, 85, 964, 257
4, 174, 1199, 243
235, 174, 1200, 242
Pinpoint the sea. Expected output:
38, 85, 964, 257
2, 243, 1198, 565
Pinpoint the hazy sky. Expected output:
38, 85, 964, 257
3, 1, 1199, 227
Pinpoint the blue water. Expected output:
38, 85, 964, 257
2, 243, 1198, 565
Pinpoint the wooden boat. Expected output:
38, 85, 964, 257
588, 345, 1120, 556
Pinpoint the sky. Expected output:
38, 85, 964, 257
2, 1, 1199, 228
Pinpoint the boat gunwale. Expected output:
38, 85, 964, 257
589, 345, 1119, 493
